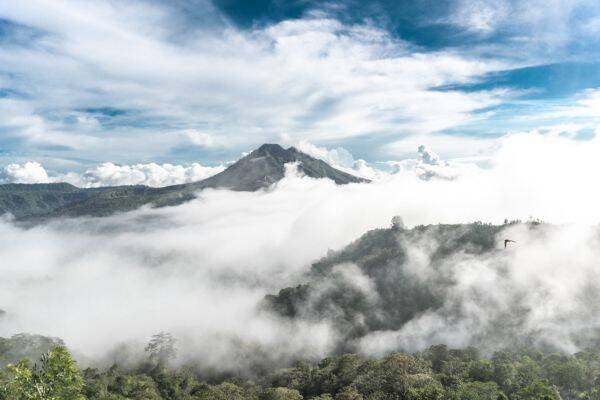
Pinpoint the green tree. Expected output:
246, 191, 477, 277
456, 381, 504, 400
335, 387, 362, 400
309, 395, 333, 400
263, 387, 303, 400
544, 355, 588, 395
427, 345, 449, 373
512, 380, 560, 400
2, 346, 86, 400
404, 374, 445, 400
192, 382, 248, 400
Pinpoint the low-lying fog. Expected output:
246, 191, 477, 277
1, 132, 600, 371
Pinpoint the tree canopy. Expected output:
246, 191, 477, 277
2, 339, 599, 400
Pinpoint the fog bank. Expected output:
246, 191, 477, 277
1, 132, 600, 371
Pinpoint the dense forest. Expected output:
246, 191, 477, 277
1, 333, 599, 400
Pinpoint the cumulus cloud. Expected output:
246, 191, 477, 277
417, 145, 443, 166
291, 140, 386, 181
64, 162, 225, 188
0, 162, 50, 184
0, 161, 225, 187
376, 143, 479, 181
413, 144, 462, 180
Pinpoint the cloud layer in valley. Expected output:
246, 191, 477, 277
1, 132, 600, 372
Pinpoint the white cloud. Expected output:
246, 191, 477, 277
556, 88, 600, 118
0, 162, 50, 184
65, 162, 225, 187
0, 0, 510, 164
291, 140, 387, 180
293, 140, 355, 169
413, 145, 458, 180
417, 144, 442, 166
447, 0, 510, 34
0, 161, 225, 187
75, 115, 100, 129
384, 131, 501, 163
0, 98, 99, 150
184, 130, 215, 148
1, 132, 600, 368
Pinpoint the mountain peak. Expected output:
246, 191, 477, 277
194, 142, 368, 191
1, 143, 368, 221
256, 143, 285, 153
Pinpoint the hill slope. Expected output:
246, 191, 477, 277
263, 222, 542, 351
0, 144, 367, 221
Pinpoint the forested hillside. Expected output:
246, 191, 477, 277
263, 221, 571, 353
0, 334, 598, 400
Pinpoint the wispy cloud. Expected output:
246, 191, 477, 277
0, 0, 513, 169
0, 0, 599, 167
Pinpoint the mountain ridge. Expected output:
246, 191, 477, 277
0, 144, 368, 221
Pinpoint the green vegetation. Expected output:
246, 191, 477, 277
264, 222, 527, 346
1, 338, 599, 400
0, 346, 85, 400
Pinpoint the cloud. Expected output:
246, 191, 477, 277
0, 161, 50, 184
0, 132, 600, 371
417, 144, 442, 166
379, 140, 486, 181
445, 0, 599, 51
555, 88, 600, 118
64, 162, 225, 187
446, 0, 510, 35
184, 130, 216, 148
0, 0, 599, 171
292, 140, 355, 169
384, 132, 500, 162
355, 223, 600, 355
0, 0, 510, 168
413, 144, 463, 180
291, 140, 385, 180
0, 161, 225, 187
3, 0, 600, 372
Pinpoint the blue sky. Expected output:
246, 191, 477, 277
1, 0, 600, 175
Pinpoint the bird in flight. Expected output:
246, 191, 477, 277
504, 239, 516, 248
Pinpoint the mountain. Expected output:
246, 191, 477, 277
187, 143, 369, 190
0, 144, 368, 221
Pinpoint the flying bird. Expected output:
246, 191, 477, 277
504, 239, 516, 249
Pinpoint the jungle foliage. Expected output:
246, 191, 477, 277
1, 337, 599, 400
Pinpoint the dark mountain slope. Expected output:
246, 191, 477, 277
174, 143, 368, 192
0, 183, 90, 219
0, 144, 368, 221
264, 222, 512, 348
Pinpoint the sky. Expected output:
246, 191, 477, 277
2, 0, 600, 181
